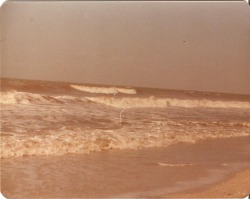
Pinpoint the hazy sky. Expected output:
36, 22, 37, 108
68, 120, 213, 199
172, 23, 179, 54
1, 1, 250, 94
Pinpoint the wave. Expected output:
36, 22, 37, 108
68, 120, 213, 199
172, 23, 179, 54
0, 91, 58, 105
0, 91, 88, 105
1, 91, 250, 109
1, 123, 250, 158
70, 85, 137, 95
2, 79, 250, 159
85, 96, 250, 109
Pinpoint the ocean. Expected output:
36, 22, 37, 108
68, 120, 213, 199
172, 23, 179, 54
1, 78, 250, 198
1, 78, 250, 158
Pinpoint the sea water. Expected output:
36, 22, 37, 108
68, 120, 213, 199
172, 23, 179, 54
1, 78, 250, 158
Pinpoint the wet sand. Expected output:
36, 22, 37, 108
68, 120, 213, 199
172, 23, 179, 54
1, 136, 250, 198
169, 169, 250, 198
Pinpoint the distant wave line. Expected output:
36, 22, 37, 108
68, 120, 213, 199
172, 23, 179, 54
1, 91, 250, 109
70, 84, 137, 95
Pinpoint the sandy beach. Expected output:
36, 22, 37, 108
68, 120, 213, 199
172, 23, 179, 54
2, 1, 250, 198
170, 169, 250, 198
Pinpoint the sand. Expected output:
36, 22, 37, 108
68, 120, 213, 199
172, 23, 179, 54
170, 169, 250, 198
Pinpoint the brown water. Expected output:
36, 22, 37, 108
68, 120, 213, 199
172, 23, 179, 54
1, 137, 250, 198
1, 78, 250, 197
1, 78, 250, 158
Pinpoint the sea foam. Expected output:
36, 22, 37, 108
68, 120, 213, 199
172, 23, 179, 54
0, 91, 87, 105
85, 96, 250, 109
1, 122, 250, 158
0, 91, 53, 104
1, 79, 250, 158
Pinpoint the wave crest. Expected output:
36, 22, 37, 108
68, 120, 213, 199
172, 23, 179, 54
85, 96, 250, 109
0, 91, 88, 105
71, 85, 137, 95
0, 91, 56, 104
1, 124, 250, 158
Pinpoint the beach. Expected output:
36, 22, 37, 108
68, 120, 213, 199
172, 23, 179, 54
1, 136, 250, 198
169, 169, 250, 198
1, 78, 250, 198
2, 1, 250, 197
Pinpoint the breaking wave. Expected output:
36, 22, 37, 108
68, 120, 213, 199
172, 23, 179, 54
1, 123, 250, 158
1, 79, 250, 159
0, 91, 58, 105
71, 85, 137, 95
0, 91, 88, 105
85, 96, 250, 109
1, 91, 250, 109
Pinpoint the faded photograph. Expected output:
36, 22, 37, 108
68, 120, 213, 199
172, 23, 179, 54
1, 1, 250, 198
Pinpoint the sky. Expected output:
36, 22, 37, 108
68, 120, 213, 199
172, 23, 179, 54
1, 1, 250, 94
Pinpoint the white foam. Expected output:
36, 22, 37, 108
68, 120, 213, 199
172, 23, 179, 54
158, 163, 195, 167
71, 85, 137, 95
0, 91, 89, 105
0, 91, 51, 104
1, 122, 250, 158
85, 96, 250, 109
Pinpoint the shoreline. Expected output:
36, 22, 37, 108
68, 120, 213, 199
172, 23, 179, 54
1, 136, 250, 198
168, 168, 250, 198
